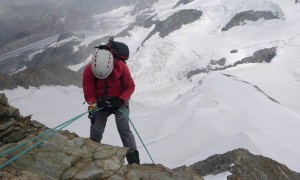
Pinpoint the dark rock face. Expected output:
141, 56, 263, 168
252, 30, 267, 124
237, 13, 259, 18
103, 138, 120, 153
142, 9, 203, 44
187, 47, 277, 79
230, 49, 238, 53
0, 93, 203, 179
189, 148, 300, 180
0, 64, 82, 90
234, 47, 277, 65
26, 34, 87, 69
222, 10, 280, 31
0, 93, 45, 145
210, 58, 226, 66
173, 0, 195, 9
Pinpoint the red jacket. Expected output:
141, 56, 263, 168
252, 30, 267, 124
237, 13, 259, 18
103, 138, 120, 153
83, 60, 135, 104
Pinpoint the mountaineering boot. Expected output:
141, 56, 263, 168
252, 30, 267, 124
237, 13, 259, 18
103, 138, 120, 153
126, 150, 140, 165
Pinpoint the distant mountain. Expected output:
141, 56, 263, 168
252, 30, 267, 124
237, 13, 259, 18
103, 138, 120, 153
0, 0, 157, 54
0, 64, 82, 90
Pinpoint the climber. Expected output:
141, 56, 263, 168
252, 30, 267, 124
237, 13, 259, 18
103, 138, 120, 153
82, 43, 140, 165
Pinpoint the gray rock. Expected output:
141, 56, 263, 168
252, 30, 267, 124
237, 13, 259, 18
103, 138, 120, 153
187, 68, 209, 79
210, 58, 226, 66
222, 10, 280, 31
30, 120, 44, 129
230, 49, 238, 53
0, 93, 8, 104
117, 164, 203, 180
142, 9, 203, 45
187, 47, 277, 79
0, 119, 15, 132
189, 148, 300, 180
235, 47, 277, 65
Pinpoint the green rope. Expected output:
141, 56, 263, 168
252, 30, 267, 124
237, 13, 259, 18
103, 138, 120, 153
0, 113, 84, 158
0, 110, 90, 170
118, 108, 155, 164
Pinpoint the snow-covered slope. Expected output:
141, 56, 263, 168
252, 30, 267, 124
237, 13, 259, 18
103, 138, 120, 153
1, 0, 300, 175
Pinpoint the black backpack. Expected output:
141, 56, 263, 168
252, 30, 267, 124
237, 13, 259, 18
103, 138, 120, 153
95, 37, 129, 62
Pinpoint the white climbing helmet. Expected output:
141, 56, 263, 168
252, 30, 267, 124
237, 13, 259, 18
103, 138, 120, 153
91, 49, 114, 79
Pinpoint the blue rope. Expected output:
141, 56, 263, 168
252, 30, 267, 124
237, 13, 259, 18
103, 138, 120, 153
0, 110, 90, 170
118, 109, 155, 164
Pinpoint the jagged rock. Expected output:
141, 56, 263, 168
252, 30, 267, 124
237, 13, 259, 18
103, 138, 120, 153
210, 58, 226, 66
230, 49, 238, 53
234, 47, 276, 65
0, 94, 8, 105
0, 94, 20, 118
0, 93, 45, 144
111, 164, 203, 180
0, 132, 204, 179
187, 68, 209, 79
142, 9, 203, 44
190, 148, 300, 180
0, 134, 128, 179
0, 93, 204, 179
222, 10, 280, 31
187, 47, 277, 79
157, 9, 202, 38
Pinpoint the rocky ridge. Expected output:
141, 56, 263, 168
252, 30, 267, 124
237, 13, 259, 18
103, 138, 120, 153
190, 148, 300, 180
0, 93, 202, 179
187, 47, 277, 79
222, 10, 280, 31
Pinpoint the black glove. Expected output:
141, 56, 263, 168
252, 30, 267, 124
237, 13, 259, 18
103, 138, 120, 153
98, 97, 124, 113
109, 97, 124, 110
97, 97, 110, 111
